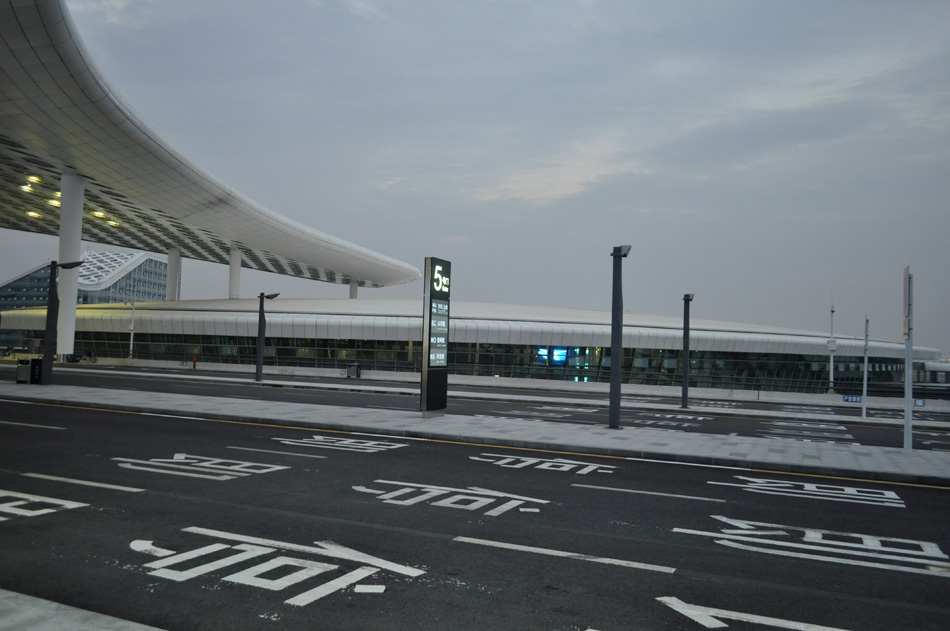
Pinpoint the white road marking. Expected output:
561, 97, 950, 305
130, 540, 175, 557
183, 527, 424, 577
657, 596, 850, 630
22, 473, 144, 492
573, 483, 727, 503
285, 566, 380, 606
454, 536, 676, 574
140, 413, 204, 420
624, 456, 748, 471
716, 539, 950, 577
350, 432, 430, 441
0, 420, 66, 430
227, 446, 327, 459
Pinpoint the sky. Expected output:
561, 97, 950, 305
2, 0, 948, 355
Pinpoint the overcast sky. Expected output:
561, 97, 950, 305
3, 0, 948, 354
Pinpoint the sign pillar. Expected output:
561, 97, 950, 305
421, 257, 450, 416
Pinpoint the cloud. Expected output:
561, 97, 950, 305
473, 138, 641, 205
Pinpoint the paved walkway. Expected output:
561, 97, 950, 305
2, 374, 950, 630
2, 377, 949, 486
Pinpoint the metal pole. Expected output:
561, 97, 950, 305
255, 292, 266, 382
608, 245, 631, 429
861, 316, 869, 419
681, 294, 693, 409
903, 271, 913, 451
829, 302, 835, 393
41, 261, 59, 384
128, 300, 135, 359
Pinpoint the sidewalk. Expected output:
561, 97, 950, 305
2, 378, 949, 486
2, 376, 950, 631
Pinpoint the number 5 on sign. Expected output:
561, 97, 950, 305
433, 265, 449, 292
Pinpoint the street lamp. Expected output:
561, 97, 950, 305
255, 292, 280, 382
827, 302, 836, 393
681, 293, 694, 409
41, 259, 83, 384
126, 299, 135, 359
608, 245, 631, 430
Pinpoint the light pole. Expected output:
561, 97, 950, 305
255, 292, 280, 382
126, 299, 135, 359
861, 316, 869, 419
608, 245, 631, 430
827, 301, 836, 393
681, 293, 694, 409
41, 259, 83, 384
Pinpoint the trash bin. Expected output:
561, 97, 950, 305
29, 357, 43, 384
16, 359, 30, 383
346, 363, 361, 378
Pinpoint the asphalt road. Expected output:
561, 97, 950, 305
12, 364, 950, 451
1, 399, 948, 629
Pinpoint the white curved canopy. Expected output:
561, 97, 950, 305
0, 0, 420, 288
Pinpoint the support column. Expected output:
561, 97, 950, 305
229, 247, 242, 299
57, 171, 84, 357
349, 280, 358, 299
166, 247, 181, 301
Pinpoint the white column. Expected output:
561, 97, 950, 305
57, 171, 84, 356
166, 247, 181, 301
229, 247, 242, 299
349, 280, 358, 299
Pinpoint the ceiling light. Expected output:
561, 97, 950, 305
19, 184, 33, 192
91, 210, 106, 217
26, 175, 41, 183
26, 211, 43, 218
106, 220, 120, 227
47, 199, 61, 207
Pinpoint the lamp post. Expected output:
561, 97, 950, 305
608, 245, 631, 430
41, 259, 83, 384
828, 301, 836, 393
126, 299, 135, 359
255, 292, 280, 382
681, 293, 694, 409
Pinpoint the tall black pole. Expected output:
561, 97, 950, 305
255, 292, 266, 382
41, 261, 60, 384
608, 245, 631, 429
681, 293, 694, 409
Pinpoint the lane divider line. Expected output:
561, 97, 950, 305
454, 535, 676, 574
572, 483, 727, 503
23, 473, 144, 493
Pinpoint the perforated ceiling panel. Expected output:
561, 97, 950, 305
0, 0, 420, 289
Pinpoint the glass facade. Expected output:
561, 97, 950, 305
9, 329, 906, 394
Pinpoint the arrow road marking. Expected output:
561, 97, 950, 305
657, 596, 851, 630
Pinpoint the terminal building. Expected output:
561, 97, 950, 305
0, 298, 941, 394
0, 0, 943, 395
0, 250, 169, 311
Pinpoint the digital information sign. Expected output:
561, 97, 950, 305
421, 257, 450, 414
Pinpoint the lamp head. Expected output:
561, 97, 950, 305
612, 245, 632, 258
264, 293, 280, 300
684, 293, 694, 301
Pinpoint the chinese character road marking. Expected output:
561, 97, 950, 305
113, 454, 289, 480
674, 515, 950, 577
272, 435, 409, 453
707, 476, 905, 508
657, 596, 850, 630
470, 453, 616, 475
353, 480, 548, 516
0, 489, 87, 520
131, 527, 423, 607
